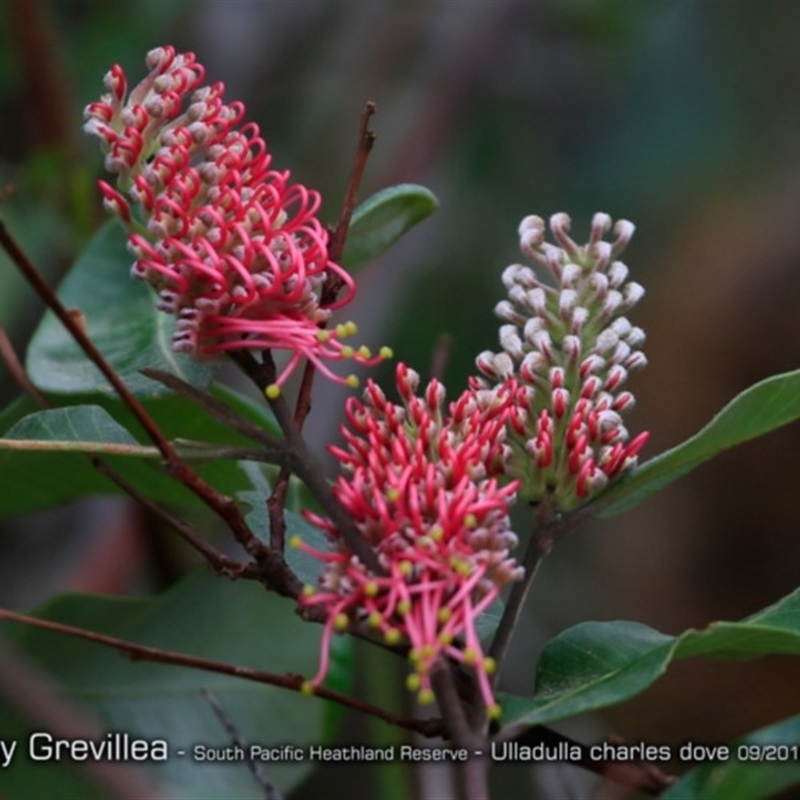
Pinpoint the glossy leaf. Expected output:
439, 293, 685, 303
662, 715, 800, 800
342, 184, 438, 271
4, 405, 138, 445
26, 221, 213, 397
0, 383, 279, 519
599, 369, 800, 517
0, 570, 327, 800
500, 586, 800, 729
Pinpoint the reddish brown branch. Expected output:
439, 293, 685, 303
0, 316, 261, 584
0, 323, 49, 406
0, 606, 442, 738
265, 103, 377, 552
90, 459, 259, 582
324, 100, 378, 301
0, 219, 297, 590
230, 350, 385, 576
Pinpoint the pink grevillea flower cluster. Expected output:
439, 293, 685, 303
84, 46, 389, 392
294, 363, 524, 717
477, 213, 649, 510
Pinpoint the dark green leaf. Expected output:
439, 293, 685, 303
0, 570, 327, 800
4, 405, 138, 445
342, 184, 438, 271
26, 221, 213, 397
0, 383, 279, 519
600, 369, 800, 517
500, 586, 800, 728
662, 715, 800, 800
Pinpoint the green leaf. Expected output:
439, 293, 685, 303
499, 586, 800, 729
26, 220, 213, 397
662, 715, 800, 800
0, 383, 279, 519
0, 570, 328, 800
4, 405, 138, 445
600, 369, 800, 517
237, 461, 332, 588
342, 184, 438, 271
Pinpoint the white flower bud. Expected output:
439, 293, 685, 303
626, 326, 646, 347
559, 288, 578, 317
563, 334, 581, 362
560, 262, 581, 286
594, 327, 619, 353
608, 260, 629, 287
571, 306, 589, 333
495, 300, 522, 323
523, 316, 545, 341
623, 282, 645, 308
590, 212, 612, 243
525, 287, 547, 315
610, 317, 632, 337
492, 352, 515, 379
612, 219, 635, 256
499, 325, 524, 359
611, 341, 631, 365
520, 351, 547, 382
518, 215, 545, 240
590, 272, 609, 298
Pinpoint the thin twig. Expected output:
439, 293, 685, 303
0, 219, 281, 581
431, 661, 489, 800
327, 101, 377, 271
294, 100, 377, 424
0, 438, 290, 463
0, 221, 172, 457
267, 102, 377, 550
91, 459, 258, 582
203, 691, 282, 800
0, 606, 442, 737
0, 323, 49, 406
230, 350, 385, 576
140, 368, 283, 449
488, 495, 599, 676
0, 324, 263, 584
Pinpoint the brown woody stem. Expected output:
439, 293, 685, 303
0, 606, 441, 737
267, 102, 377, 551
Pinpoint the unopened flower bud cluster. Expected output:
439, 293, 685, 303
477, 213, 649, 509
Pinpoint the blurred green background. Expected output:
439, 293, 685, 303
2, 1, 800, 797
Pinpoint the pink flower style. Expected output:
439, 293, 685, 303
83, 46, 389, 392
477, 214, 650, 509
294, 363, 524, 717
